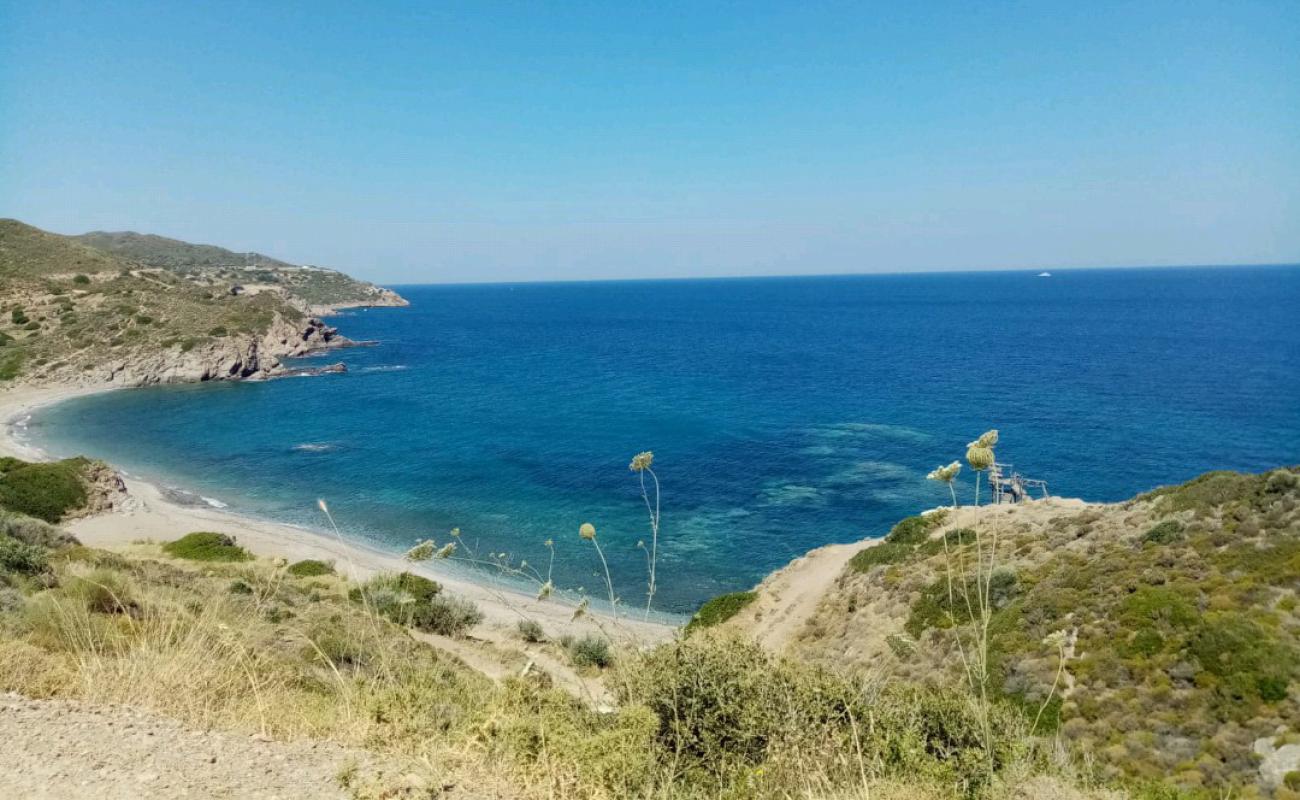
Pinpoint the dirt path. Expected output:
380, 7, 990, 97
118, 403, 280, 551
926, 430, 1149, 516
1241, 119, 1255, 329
729, 539, 868, 652
0, 693, 437, 799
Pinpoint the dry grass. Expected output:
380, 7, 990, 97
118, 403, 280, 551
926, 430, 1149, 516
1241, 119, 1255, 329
0, 540, 1122, 800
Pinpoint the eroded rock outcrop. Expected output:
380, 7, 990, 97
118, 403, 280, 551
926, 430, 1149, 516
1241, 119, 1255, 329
69, 459, 132, 518
85, 314, 352, 387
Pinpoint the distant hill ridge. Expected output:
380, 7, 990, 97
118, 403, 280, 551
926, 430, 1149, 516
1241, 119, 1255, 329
0, 218, 405, 387
71, 230, 298, 272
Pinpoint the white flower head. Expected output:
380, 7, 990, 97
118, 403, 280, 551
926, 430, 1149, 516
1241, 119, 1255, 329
927, 460, 962, 483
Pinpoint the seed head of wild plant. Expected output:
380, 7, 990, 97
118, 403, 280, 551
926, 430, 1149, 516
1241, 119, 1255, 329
579, 522, 597, 540
927, 460, 962, 483
966, 444, 995, 471
405, 539, 436, 562
629, 451, 654, 472
537, 580, 554, 601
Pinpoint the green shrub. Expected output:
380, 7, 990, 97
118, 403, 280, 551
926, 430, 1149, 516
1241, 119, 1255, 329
906, 569, 1018, 638
0, 535, 49, 575
207, 325, 228, 337
161, 532, 252, 562
0, 509, 78, 548
417, 593, 483, 636
1284, 770, 1300, 791
684, 590, 756, 633
619, 633, 1015, 792
568, 634, 612, 668
517, 619, 545, 642
1143, 520, 1184, 544
350, 571, 480, 635
10, 309, 27, 324
0, 352, 26, 381
1190, 612, 1294, 712
847, 540, 911, 572
885, 514, 935, 545
72, 274, 91, 285
286, 559, 334, 577
0, 457, 89, 522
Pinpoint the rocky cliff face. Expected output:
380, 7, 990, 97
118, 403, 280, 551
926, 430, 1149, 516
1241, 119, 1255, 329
50, 314, 351, 388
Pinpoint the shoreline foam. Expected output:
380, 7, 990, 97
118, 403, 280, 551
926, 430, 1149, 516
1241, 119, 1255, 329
0, 383, 675, 642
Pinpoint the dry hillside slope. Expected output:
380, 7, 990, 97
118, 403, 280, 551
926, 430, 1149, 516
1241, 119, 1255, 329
722, 468, 1300, 794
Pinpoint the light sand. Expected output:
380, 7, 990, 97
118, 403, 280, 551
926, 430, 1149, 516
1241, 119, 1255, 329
0, 383, 673, 646
728, 539, 866, 652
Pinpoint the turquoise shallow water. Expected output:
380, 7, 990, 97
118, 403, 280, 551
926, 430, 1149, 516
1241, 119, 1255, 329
30, 267, 1300, 612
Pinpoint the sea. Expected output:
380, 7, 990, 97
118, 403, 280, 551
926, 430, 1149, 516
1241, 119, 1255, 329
27, 266, 1300, 613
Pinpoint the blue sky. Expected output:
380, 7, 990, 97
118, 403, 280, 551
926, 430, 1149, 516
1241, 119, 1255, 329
2, 1, 1296, 283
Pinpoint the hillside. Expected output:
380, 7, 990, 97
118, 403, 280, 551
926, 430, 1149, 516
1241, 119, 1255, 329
717, 466, 1300, 796
72, 230, 408, 312
0, 219, 355, 387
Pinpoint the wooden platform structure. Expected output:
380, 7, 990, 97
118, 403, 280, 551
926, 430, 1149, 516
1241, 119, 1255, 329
989, 462, 1049, 503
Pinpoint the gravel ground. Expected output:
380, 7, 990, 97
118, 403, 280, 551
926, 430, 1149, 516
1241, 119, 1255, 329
0, 693, 431, 799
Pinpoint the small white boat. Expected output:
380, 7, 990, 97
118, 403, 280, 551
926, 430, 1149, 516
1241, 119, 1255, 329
1037, 271, 1052, 277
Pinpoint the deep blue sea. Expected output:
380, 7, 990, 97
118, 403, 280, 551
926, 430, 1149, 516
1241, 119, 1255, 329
30, 267, 1300, 612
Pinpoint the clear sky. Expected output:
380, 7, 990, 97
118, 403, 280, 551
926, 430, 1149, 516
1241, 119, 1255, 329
2, 1, 1297, 284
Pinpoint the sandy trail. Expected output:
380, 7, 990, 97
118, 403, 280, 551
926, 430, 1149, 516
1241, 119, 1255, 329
0, 693, 454, 800
729, 539, 867, 652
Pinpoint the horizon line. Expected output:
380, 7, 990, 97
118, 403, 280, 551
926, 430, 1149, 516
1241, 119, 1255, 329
377, 260, 1300, 289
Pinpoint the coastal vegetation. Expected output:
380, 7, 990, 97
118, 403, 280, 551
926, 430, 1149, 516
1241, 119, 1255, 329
161, 531, 253, 562
0, 414, 1295, 796
764, 462, 1300, 795
683, 589, 756, 633
0, 456, 91, 523
0, 528, 1111, 798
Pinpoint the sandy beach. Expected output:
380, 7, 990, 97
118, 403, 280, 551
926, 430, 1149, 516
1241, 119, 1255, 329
0, 383, 674, 644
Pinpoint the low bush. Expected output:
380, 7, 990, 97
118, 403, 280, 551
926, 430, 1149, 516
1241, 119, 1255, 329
350, 571, 481, 636
0, 535, 48, 575
0, 352, 23, 381
0, 457, 89, 523
72, 274, 91, 285
618, 633, 1017, 794
0, 509, 78, 549
286, 559, 334, 577
517, 619, 545, 642
684, 590, 756, 633
418, 594, 483, 636
848, 540, 911, 572
885, 514, 935, 545
568, 634, 612, 668
1143, 519, 1184, 544
161, 532, 252, 562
